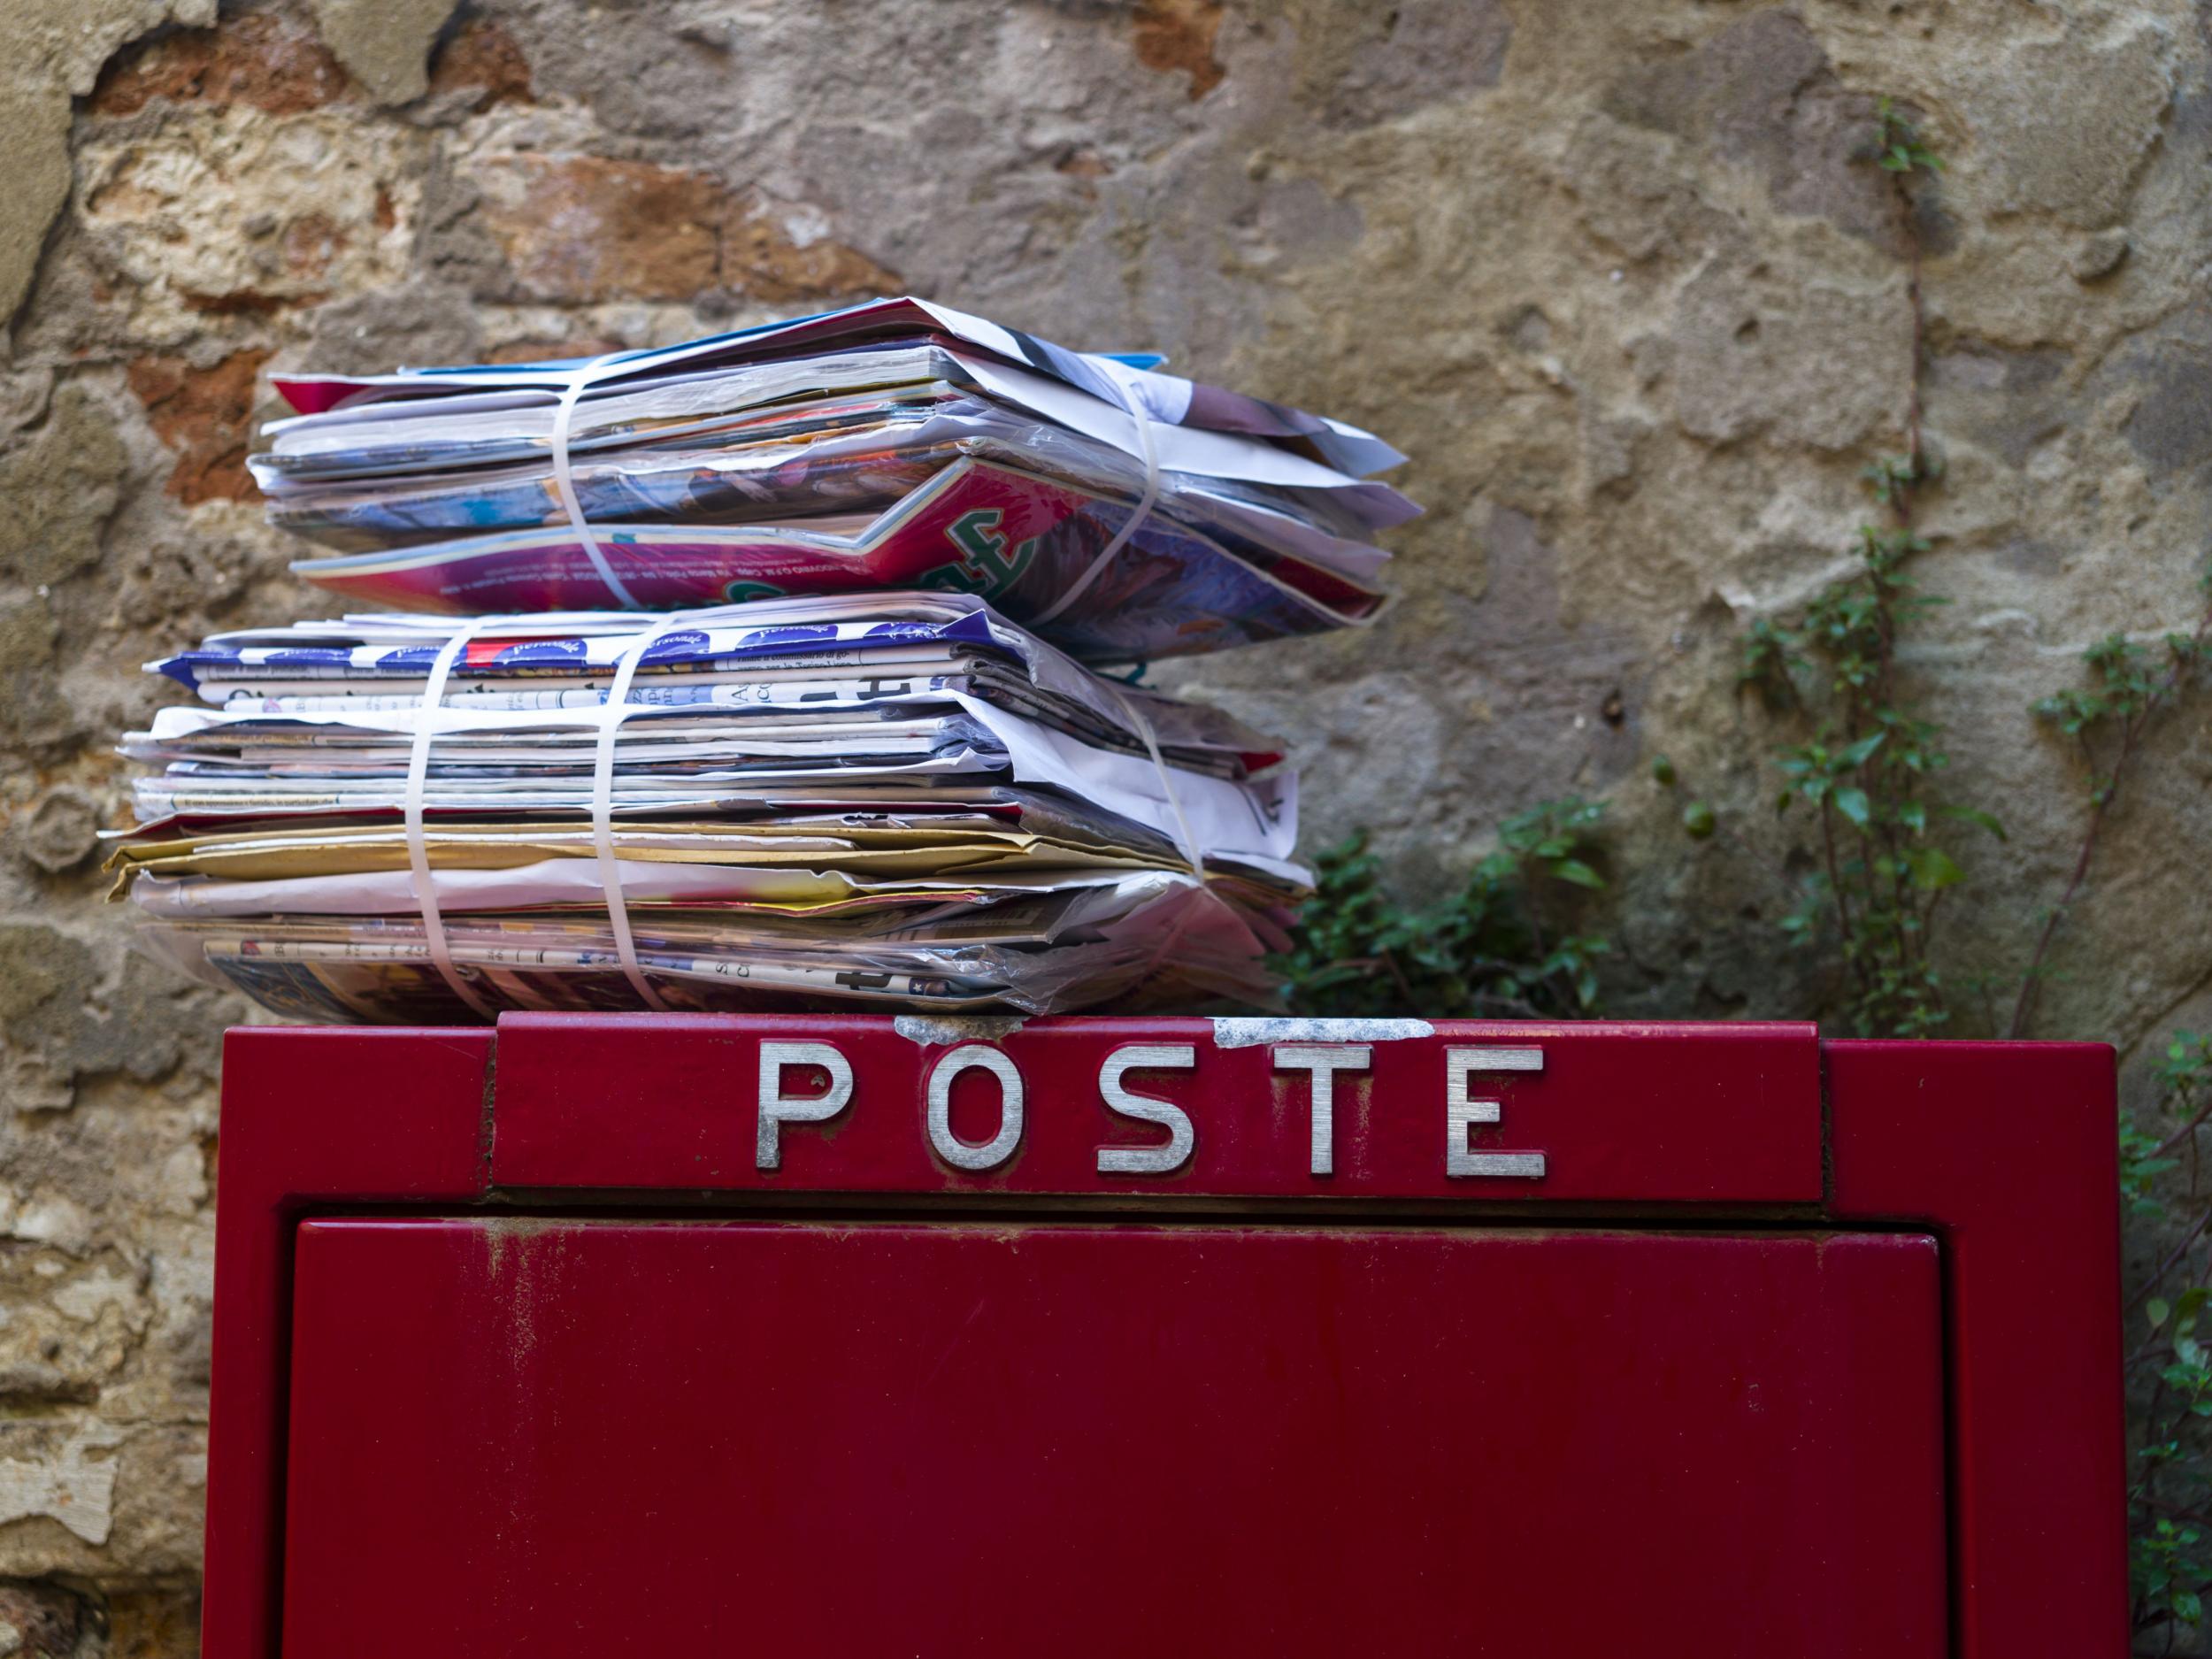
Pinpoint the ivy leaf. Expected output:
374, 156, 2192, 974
1833, 787, 1872, 828
1939, 803, 2008, 841
1278, 797, 1610, 1023
1835, 732, 1887, 767
2152, 1297, 2174, 1330
1576, 964, 1601, 1008
1903, 846, 1964, 890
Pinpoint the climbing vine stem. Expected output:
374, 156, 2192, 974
1740, 94, 1994, 1041
2011, 589, 2212, 1039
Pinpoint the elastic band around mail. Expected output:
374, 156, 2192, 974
1103, 680, 1206, 882
404, 622, 499, 1019
549, 351, 642, 609
1033, 380, 1161, 627
589, 616, 687, 1010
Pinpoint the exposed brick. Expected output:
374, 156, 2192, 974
105, 1584, 204, 1659
179, 289, 301, 317
1132, 0, 1225, 100
474, 156, 724, 303
724, 203, 902, 307
473, 157, 898, 306
90, 12, 350, 119
126, 349, 274, 506
426, 16, 534, 111
0, 1579, 81, 1659
281, 212, 349, 280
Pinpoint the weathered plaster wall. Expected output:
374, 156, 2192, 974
0, 0, 2207, 1647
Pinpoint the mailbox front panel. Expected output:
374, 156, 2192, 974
282, 1217, 1945, 1658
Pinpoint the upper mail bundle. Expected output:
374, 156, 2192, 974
250, 296, 1414, 664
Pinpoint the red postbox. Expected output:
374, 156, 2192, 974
201, 1015, 2124, 1656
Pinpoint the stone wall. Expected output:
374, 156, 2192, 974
1, 0, 2207, 1647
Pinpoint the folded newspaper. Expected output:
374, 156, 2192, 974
110, 593, 1310, 1022
251, 296, 1415, 663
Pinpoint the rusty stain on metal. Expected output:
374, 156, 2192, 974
893, 1013, 1029, 1046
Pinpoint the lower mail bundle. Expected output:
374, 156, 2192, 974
111, 593, 1310, 1023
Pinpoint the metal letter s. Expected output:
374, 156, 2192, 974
1097, 1043, 1198, 1175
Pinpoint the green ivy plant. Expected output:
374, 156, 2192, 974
1733, 96, 2004, 1040
1279, 799, 1611, 1020
2012, 603, 2212, 1037
1732, 112, 2212, 1640
1742, 532, 2004, 1038
2127, 1033, 2212, 1640
2024, 603, 2212, 1648
1872, 96, 1945, 177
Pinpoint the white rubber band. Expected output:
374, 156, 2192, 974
589, 615, 686, 1010
1048, 367, 1201, 944
1104, 681, 1206, 881
1033, 394, 1160, 626
404, 621, 499, 1019
549, 351, 641, 609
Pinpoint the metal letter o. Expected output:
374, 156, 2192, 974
926, 1044, 1025, 1171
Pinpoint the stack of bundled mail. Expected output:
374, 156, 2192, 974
111, 298, 1412, 1022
